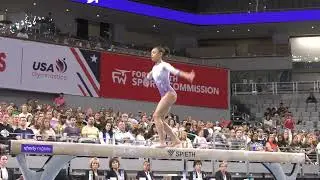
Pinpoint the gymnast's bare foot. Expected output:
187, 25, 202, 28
169, 141, 182, 148
154, 143, 167, 148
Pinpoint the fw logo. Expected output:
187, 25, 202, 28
167, 149, 175, 157
112, 69, 130, 85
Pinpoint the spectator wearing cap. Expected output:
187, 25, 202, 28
215, 162, 231, 180
136, 161, 154, 180
185, 123, 196, 142
188, 160, 207, 180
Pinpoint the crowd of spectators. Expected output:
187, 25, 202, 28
0, 94, 319, 164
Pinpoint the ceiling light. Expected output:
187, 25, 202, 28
33, 2, 37, 6
312, 26, 314, 29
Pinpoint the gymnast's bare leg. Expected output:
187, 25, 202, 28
153, 91, 181, 148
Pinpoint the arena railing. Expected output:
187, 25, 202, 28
232, 81, 320, 95
0, 26, 288, 67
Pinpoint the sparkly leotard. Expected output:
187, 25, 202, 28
148, 61, 180, 97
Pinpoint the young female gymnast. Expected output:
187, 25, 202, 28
146, 46, 195, 148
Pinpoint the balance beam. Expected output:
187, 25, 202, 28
10, 140, 305, 163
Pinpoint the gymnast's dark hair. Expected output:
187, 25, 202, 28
155, 45, 170, 57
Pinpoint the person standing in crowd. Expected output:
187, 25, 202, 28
82, 157, 103, 180
54, 93, 65, 109
0, 155, 14, 180
106, 157, 128, 180
136, 161, 154, 180
188, 160, 207, 180
215, 161, 231, 180
146, 46, 195, 148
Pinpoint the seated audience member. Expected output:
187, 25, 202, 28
179, 131, 193, 148
0, 155, 14, 180
248, 133, 264, 151
114, 121, 135, 143
63, 116, 81, 137
19, 104, 32, 119
106, 157, 128, 180
11, 115, 20, 131
265, 134, 280, 152
81, 116, 99, 140
0, 114, 14, 142
13, 116, 34, 139
306, 91, 317, 109
136, 161, 154, 180
82, 157, 103, 180
277, 103, 286, 116
188, 160, 207, 180
99, 122, 114, 144
40, 119, 56, 141
16, 28, 29, 39
215, 161, 231, 180
193, 129, 208, 149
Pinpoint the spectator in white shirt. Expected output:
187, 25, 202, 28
114, 121, 135, 143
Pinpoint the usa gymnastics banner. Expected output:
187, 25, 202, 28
100, 53, 229, 109
0, 37, 100, 97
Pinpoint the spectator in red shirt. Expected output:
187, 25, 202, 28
54, 93, 65, 108
283, 113, 295, 130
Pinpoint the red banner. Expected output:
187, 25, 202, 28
100, 53, 229, 109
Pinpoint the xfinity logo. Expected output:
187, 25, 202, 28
112, 69, 130, 84
87, 0, 98, 3
167, 149, 196, 158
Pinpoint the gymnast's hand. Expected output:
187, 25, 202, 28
187, 70, 195, 83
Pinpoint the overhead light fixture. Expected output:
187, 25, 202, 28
33, 2, 37, 6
